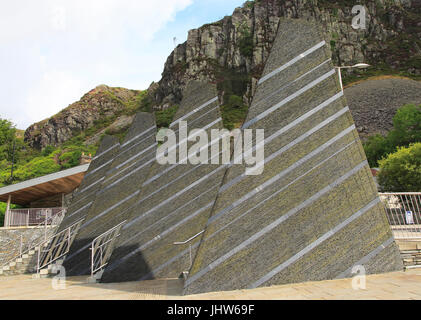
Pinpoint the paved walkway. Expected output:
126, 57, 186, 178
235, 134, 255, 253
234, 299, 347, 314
1, 269, 421, 300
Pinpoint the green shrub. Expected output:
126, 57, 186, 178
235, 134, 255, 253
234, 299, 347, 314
387, 104, 421, 147
155, 105, 178, 128
238, 23, 253, 58
13, 157, 61, 181
41, 145, 56, 157
363, 104, 421, 166
221, 95, 248, 130
378, 143, 421, 192
363, 134, 394, 167
59, 150, 82, 169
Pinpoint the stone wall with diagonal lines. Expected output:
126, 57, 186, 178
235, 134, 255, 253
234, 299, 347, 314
61, 112, 157, 276
100, 81, 229, 283
184, 19, 403, 295
55, 135, 120, 233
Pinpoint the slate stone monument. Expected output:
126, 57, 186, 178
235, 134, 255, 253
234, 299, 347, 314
100, 81, 228, 283
62, 112, 157, 276
56, 135, 120, 233
184, 19, 403, 295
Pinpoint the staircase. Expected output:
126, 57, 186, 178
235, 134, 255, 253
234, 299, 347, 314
0, 243, 63, 277
396, 241, 421, 269
0, 210, 66, 277
401, 250, 421, 269
0, 248, 37, 276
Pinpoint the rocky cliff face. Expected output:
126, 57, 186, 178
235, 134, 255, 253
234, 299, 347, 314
152, 0, 421, 108
24, 0, 421, 149
24, 85, 140, 149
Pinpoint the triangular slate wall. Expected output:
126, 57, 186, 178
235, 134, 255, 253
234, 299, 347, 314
184, 19, 403, 295
55, 135, 120, 233
100, 81, 229, 283
62, 112, 157, 276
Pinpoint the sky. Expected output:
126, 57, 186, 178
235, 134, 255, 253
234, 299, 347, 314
0, 0, 246, 130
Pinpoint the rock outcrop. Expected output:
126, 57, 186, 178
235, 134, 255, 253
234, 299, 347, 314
24, 85, 140, 149
153, 0, 420, 108
23, 0, 421, 149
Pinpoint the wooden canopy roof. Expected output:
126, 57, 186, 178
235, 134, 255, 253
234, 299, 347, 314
0, 164, 89, 205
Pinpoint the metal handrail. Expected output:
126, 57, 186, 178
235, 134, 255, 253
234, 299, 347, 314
0, 209, 66, 269
380, 192, 421, 195
36, 218, 84, 273
379, 192, 421, 240
90, 220, 126, 277
6, 207, 65, 227
173, 230, 205, 269
173, 230, 205, 245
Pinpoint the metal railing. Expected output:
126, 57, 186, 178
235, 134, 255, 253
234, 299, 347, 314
90, 221, 126, 277
36, 218, 84, 274
0, 209, 66, 269
380, 192, 421, 241
6, 207, 64, 227
173, 230, 204, 270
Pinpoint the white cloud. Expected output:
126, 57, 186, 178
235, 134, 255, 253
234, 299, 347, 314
0, 0, 193, 129
25, 70, 87, 124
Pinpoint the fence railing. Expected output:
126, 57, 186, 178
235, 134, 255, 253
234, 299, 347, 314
380, 192, 421, 241
6, 207, 65, 227
0, 209, 66, 270
173, 230, 204, 270
90, 221, 126, 277
36, 218, 84, 273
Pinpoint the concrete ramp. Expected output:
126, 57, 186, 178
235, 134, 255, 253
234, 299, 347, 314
184, 19, 403, 295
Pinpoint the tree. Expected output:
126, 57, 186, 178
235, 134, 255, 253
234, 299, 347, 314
377, 143, 421, 192
363, 104, 421, 167
388, 104, 421, 147
0, 119, 17, 162
363, 134, 393, 167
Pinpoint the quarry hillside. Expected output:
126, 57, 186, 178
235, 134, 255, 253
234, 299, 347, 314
24, 0, 421, 150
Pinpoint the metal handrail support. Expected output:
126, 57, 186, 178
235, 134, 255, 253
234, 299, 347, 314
173, 230, 205, 269
36, 218, 84, 274
90, 220, 127, 277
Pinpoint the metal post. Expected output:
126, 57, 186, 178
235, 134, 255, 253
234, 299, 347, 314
189, 244, 192, 268
44, 215, 48, 241
337, 67, 344, 92
67, 227, 71, 255
91, 244, 94, 277
37, 245, 40, 275
20, 234, 23, 257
